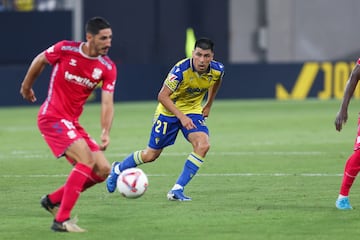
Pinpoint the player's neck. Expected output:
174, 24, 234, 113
82, 42, 99, 58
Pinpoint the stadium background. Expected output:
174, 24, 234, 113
2, 0, 360, 106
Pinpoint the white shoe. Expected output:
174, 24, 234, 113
51, 216, 86, 232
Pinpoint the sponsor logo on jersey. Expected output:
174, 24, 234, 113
186, 87, 207, 94
61, 45, 80, 52
64, 71, 97, 88
69, 59, 77, 66
92, 68, 102, 80
104, 80, 116, 91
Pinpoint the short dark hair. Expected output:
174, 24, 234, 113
194, 38, 214, 52
85, 16, 111, 35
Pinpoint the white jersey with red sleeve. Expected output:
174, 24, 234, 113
39, 40, 117, 119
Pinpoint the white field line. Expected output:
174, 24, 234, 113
0, 173, 342, 178
0, 151, 342, 177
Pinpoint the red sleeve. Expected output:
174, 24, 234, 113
357, 58, 360, 64
44, 40, 65, 65
101, 59, 117, 93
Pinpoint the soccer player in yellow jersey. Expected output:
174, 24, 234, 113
107, 38, 225, 201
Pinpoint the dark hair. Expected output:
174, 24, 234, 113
85, 16, 111, 35
194, 38, 214, 52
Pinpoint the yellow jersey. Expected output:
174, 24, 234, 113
155, 58, 225, 116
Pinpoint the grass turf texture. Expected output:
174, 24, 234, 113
1, 99, 360, 239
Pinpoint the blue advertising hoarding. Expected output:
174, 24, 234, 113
2, 61, 355, 107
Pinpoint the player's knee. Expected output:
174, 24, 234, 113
91, 164, 110, 179
195, 142, 210, 156
204, 143, 211, 154
102, 164, 111, 176
83, 157, 96, 167
70, 156, 96, 168
142, 151, 160, 163
94, 159, 111, 177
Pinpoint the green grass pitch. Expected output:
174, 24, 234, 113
2, 99, 360, 239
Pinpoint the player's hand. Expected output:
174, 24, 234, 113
20, 87, 37, 103
202, 107, 210, 118
180, 115, 197, 130
99, 130, 110, 151
99, 144, 107, 151
335, 111, 348, 132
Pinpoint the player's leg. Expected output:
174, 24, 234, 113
37, 117, 79, 220
82, 151, 111, 190
168, 114, 209, 201
106, 114, 178, 193
41, 194, 61, 217
336, 117, 360, 210
41, 151, 108, 216
47, 151, 108, 232
41, 139, 93, 232
336, 150, 360, 210
118, 147, 163, 171
38, 117, 97, 232
76, 123, 112, 191
41, 155, 76, 216
51, 139, 94, 231
106, 147, 163, 193
74, 124, 111, 190
41, 121, 106, 207
167, 132, 209, 201
175, 131, 209, 186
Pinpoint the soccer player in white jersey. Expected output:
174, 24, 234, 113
20, 17, 117, 232
106, 38, 224, 201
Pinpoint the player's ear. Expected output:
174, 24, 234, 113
86, 32, 93, 42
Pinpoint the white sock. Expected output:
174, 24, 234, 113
114, 164, 121, 175
338, 194, 348, 199
172, 184, 183, 191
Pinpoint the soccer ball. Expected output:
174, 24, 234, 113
117, 168, 148, 199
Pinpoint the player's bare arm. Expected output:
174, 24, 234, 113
202, 78, 222, 118
335, 63, 360, 131
20, 52, 49, 102
99, 91, 114, 150
157, 85, 196, 130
